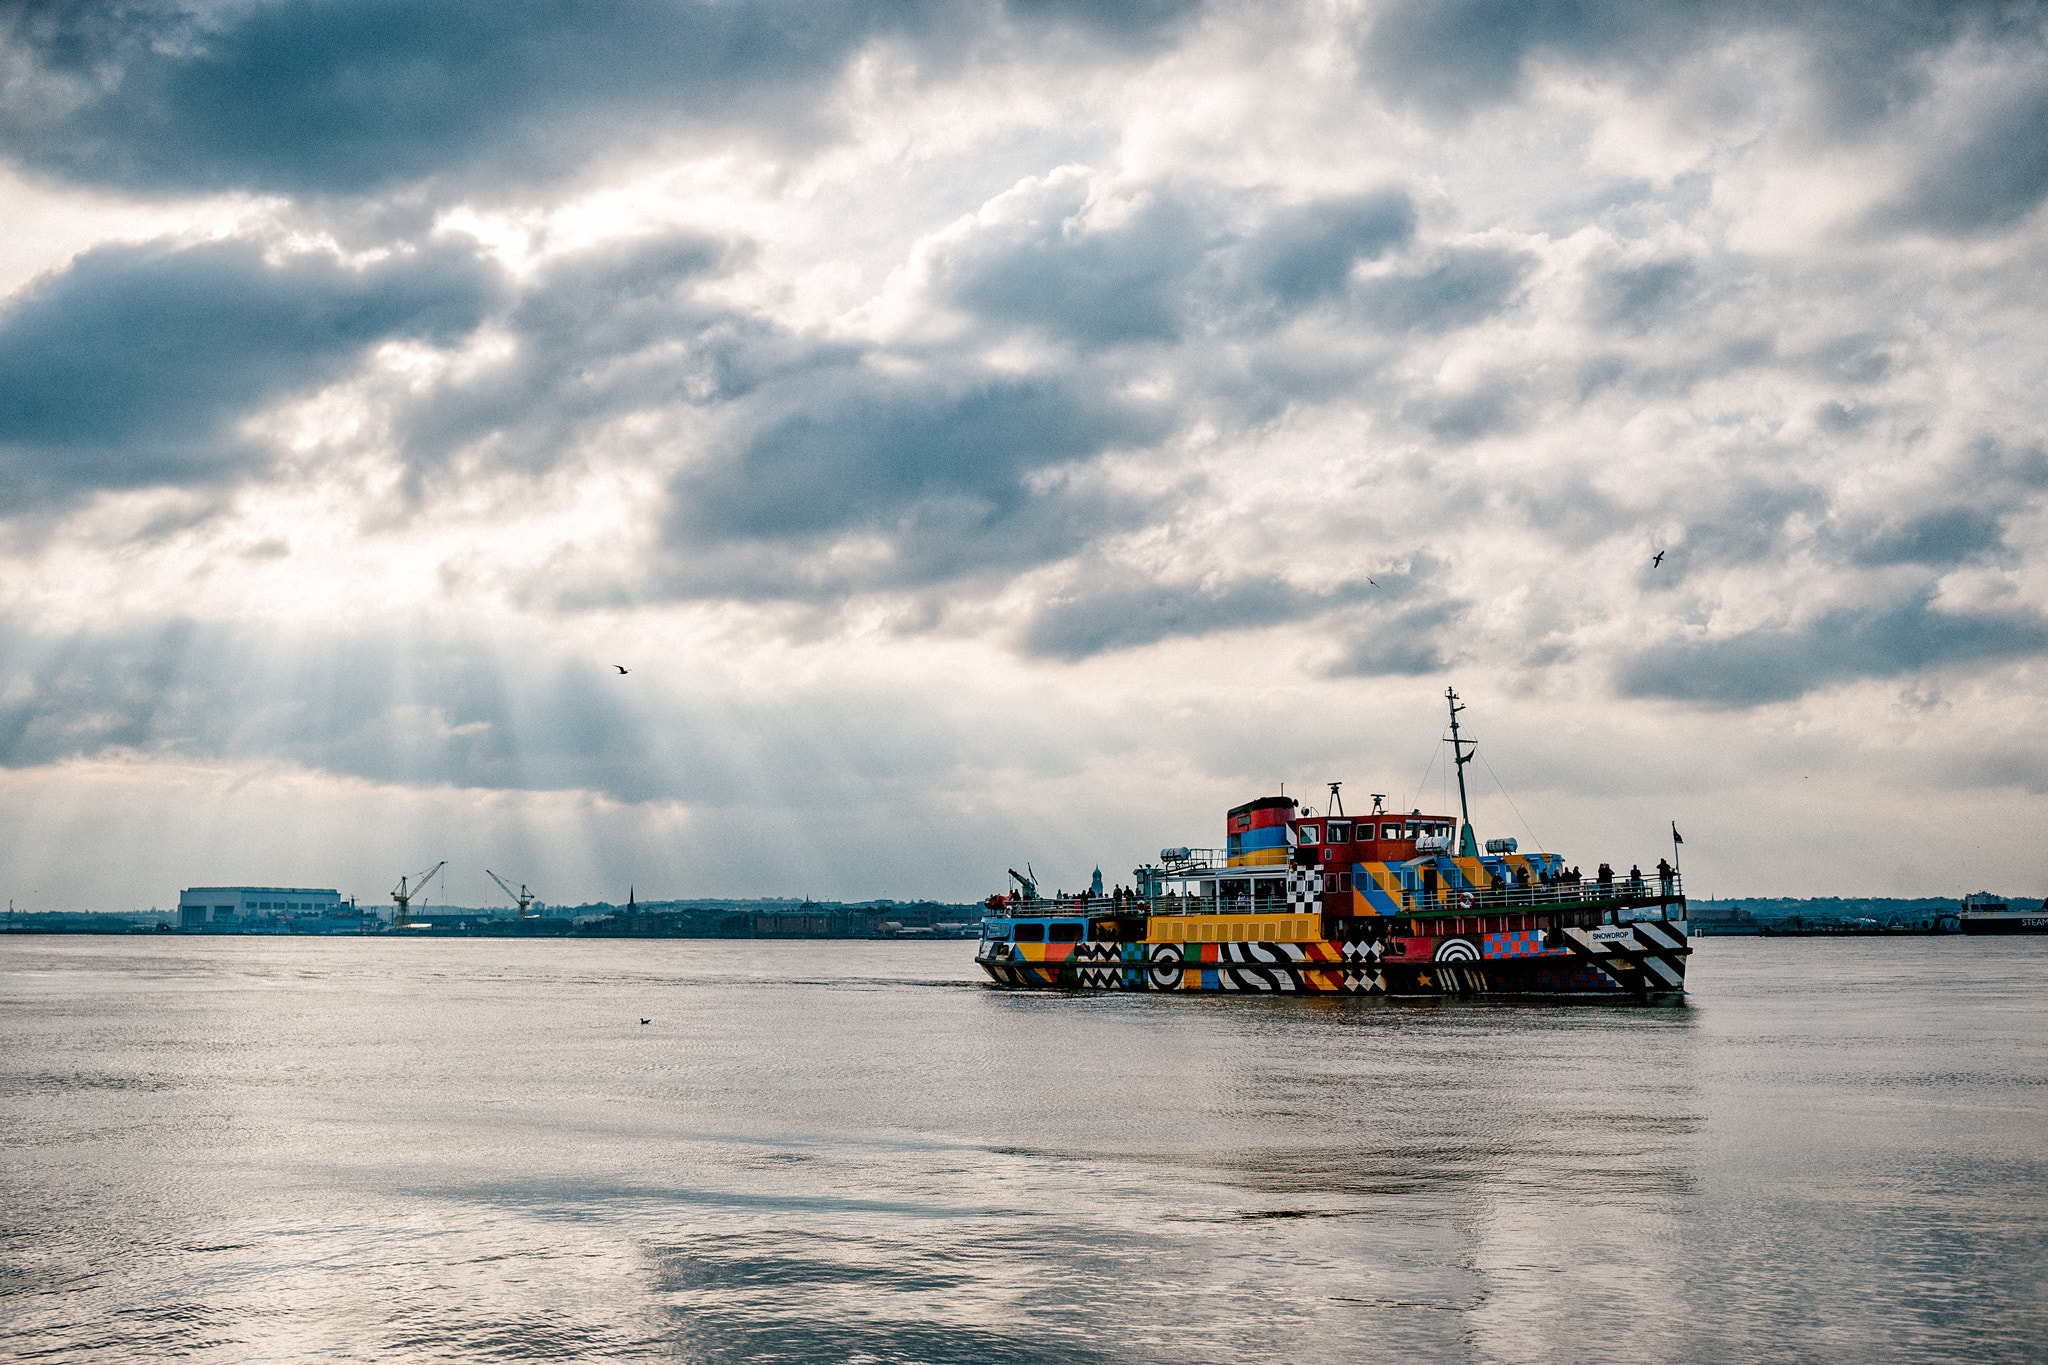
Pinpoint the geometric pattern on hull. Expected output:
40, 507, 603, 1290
979, 921, 1689, 996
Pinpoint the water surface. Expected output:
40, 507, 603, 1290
2, 936, 2042, 1362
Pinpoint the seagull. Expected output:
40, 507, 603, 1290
640, 1018, 651, 1025
613, 664, 630, 674
1367, 577, 1378, 587
1652, 551, 1665, 567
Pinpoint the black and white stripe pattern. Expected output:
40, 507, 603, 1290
1559, 918, 1689, 993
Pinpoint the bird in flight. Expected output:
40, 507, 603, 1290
1367, 577, 1378, 587
613, 664, 629, 674
1652, 551, 1665, 567
640, 1018, 651, 1025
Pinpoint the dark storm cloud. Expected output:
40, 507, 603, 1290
1249, 191, 1417, 306
1350, 247, 1531, 334
1324, 600, 1465, 677
0, 0, 1201, 198
1585, 258, 1698, 333
1843, 506, 2008, 568
931, 189, 1209, 346
1354, 0, 2022, 129
1616, 591, 2048, 706
0, 234, 502, 507
1318, 561, 1468, 677
390, 229, 776, 480
659, 369, 1172, 593
1019, 568, 1377, 659
1875, 78, 2048, 236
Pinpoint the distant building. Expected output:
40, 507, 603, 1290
177, 886, 344, 929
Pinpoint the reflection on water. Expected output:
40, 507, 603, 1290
0, 937, 2042, 1362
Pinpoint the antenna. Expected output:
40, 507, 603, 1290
1445, 687, 1479, 857
1327, 781, 1345, 817
1371, 793, 1385, 814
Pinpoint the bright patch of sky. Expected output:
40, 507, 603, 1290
3, 0, 2046, 911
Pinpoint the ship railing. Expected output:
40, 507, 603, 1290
1376, 872, 1685, 917
989, 873, 1684, 920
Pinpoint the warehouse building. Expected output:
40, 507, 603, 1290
178, 887, 345, 928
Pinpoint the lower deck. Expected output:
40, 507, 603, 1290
977, 902, 1690, 997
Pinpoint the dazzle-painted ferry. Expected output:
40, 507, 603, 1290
976, 690, 1689, 999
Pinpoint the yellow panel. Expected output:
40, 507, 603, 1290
1147, 914, 1338, 944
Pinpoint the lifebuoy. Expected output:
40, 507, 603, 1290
1457, 891, 1474, 910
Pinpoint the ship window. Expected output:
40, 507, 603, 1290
1299, 825, 1320, 845
1328, 822, 1349, 843
1049, 923, 1083, 942
1264, 922, 1278, 941
1012, 923, 1044, 942
1382, 823, 1400, 839
982, 921, 1010, 940
1200, 923, 1215, 942
1340, 873, 1352, 891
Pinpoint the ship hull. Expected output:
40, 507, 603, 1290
978, 919, 1689, 998
1960, 915, 2048, 935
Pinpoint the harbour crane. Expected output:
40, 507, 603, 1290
487, 869, 536, 919
391, 861, 446, 928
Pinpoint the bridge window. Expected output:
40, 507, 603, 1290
1299, 825, 1320, 845
1382, 823, 1401, 839
1049, 923, 1083, 942
1328, 822, 1349, 843
1012, 923, 1044, 942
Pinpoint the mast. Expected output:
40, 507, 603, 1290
1445, 688, 1480, 857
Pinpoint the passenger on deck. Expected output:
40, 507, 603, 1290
1628, 864, 1644, 893
1657, 858, 1674, 894
1597, 862, 1613, 888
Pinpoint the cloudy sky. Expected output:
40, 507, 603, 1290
3, 0, 2046, 913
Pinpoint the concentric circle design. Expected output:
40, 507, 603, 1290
1434, 937, 1480, 962
1148, 943, 1183, 990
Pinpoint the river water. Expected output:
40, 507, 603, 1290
1, 935, 2042, 1363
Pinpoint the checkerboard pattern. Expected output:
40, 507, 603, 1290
1482, 929, 1545, 959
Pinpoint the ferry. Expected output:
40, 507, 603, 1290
976, 690, 1689, 999
1959, 892, 2048, 935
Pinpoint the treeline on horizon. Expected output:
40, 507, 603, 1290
8, 895, 2035, 927
3, 896, 988, 924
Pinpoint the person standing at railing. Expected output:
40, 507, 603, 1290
1657, 858, 1674, 896
1628, 864, 1644, 894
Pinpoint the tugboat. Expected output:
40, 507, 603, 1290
976, 690, 1690, 998
1958, 892, 2048, 935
